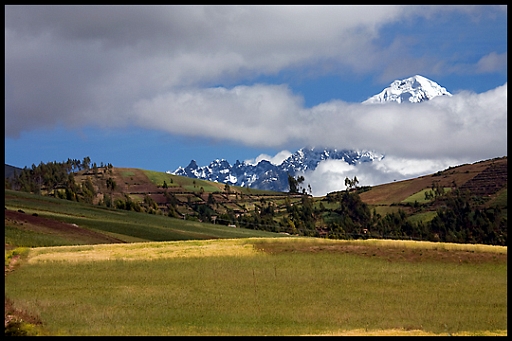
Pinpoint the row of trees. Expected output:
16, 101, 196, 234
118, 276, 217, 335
5, 158, 113, 204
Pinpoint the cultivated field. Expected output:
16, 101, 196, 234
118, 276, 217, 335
5, 238, 507, 336
4, 189, 285, 248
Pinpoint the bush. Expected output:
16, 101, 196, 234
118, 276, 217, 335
5, 319, 33, 336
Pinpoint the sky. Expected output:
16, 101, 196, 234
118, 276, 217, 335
5, 5, 507, 196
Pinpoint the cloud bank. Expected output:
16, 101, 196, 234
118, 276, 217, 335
130, 82, 507, 163
6, 6, 505, 138
5, 5, 506, 195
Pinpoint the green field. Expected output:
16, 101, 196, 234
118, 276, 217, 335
5, 238, 507, 336
4, 189, 287, 246
401, 188, 451, 204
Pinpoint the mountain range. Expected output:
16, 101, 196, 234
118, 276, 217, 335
169, 75, 452, 192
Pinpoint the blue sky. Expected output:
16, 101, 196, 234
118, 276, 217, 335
5, 5, 507, 195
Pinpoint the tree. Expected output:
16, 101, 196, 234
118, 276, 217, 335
143, 194, 158, 213
80, 178, 95, 204
288, 174, 305, 193
344, 176, 359, 192
288, 174, 298, 193
207, 193, 216, 206
92, 163, 98, 177
82, 156, 91, 171
106, 177, 117, 192
297, 175, 305, 193
106, 177, 117, 207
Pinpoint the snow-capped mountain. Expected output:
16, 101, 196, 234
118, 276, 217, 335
363, 75, 452, 104
171, 148, 384, 192
169, 75, 451, 192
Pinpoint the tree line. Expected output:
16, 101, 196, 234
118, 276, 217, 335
5, 157, 113, 204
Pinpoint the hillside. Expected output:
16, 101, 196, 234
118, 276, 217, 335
71, 166, 294, 221
359, 156, 507, 205
5, 156, 507, 246
5, 189, 289, 250
4, 164, 22, 179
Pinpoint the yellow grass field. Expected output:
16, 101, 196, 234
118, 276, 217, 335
7, 237, 507, 336
27, 237, 507, 264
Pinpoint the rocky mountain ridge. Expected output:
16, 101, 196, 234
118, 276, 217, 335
171, 148, 384, 192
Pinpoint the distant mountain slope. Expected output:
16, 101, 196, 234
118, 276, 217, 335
5, 156, 506, 246
5, 164, 23, 179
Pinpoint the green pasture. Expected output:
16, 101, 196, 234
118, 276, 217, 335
372, 205, 402, 217
5, 225, 76, 248
407, 211, 438, 224
142, 170, 181, 188
401, 188, 451, 204
142, 169, 222, 192
4, 190, 287, 246
5, 238, 506, 336
486, 186, 507, 208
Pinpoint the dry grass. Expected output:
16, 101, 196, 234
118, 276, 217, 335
252, 237, 507, 254
26, 238, 262, 264
26, 237, 506, 265
305, 328, 507, 336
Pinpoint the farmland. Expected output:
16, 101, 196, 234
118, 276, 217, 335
5, 238, 507, 336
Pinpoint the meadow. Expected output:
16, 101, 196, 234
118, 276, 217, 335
5, 238, 507, 336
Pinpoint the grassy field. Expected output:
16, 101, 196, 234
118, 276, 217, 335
4, 189, 287, 247
5, 238, 507, 336
401, 188, 450, 204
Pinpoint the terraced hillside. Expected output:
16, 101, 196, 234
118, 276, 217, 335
457, 157, 507, 197
359, 156, 507, 206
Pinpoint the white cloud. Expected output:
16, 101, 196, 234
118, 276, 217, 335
475, 52, 507, 73
131, 84, 305, 147
7, 5, 501, 137
245, 150, 293, 166
129, 82, 506, 163
302, 155, 471, 196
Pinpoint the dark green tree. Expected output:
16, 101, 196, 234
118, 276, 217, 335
288, 174, 298, 193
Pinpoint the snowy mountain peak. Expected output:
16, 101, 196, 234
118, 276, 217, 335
363, 75, 452, 104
